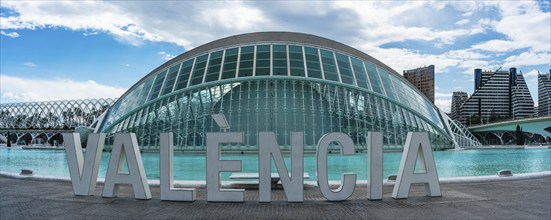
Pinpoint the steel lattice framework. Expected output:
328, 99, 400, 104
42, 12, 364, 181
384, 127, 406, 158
0, 98, 115, 145
1, 98, 115, 129
447, 119, 482, 147
98, 32, 479, 151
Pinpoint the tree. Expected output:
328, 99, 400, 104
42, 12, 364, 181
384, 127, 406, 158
6, 132, 11, 147
515, 125, 525, 145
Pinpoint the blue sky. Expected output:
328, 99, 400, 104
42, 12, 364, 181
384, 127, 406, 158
1, 1, 549, 113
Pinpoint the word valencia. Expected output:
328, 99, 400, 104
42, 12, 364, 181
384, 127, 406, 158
63, 131, 441, 203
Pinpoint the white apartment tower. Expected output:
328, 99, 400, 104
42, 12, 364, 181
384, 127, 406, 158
461, 68, 534, 125
538, 72, 551, 116
450, 91, 468, 123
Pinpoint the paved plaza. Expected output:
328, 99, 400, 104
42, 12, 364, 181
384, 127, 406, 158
1, 176, 550, 219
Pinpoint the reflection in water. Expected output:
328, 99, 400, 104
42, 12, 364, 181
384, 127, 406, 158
1, 148, 550, 180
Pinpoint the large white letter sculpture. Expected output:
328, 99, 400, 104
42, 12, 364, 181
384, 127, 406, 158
206, 131, 244, 202
102, 133, 151, 200
64, 133, 105, 196
367, 132, 383, 200
259, 132, 304, 202
160, 132, 196, 201
317, 132, 357, 201
392, 132, 441, 199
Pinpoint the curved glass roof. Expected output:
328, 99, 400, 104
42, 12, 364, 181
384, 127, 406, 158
99, 32, 446, 142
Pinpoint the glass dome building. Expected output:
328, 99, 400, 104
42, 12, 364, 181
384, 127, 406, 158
97, 32, 479, 151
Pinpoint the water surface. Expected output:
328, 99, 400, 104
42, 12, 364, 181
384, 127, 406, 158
1, 148, 550, 180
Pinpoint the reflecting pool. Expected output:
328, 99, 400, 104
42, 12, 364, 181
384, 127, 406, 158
1, 148, 550, 181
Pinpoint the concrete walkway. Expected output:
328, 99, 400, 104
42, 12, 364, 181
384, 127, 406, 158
1, 176, 550, 219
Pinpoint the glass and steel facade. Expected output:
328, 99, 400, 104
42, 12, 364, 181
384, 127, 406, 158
98, 32, 465, 151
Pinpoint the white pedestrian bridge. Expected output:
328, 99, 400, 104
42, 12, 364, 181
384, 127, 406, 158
468, 116, 551, 145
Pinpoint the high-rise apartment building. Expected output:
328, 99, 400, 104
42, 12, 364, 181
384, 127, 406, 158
450, 91, 468, 123
511, 70, 535, 118
461, 68, 534, 125
538, 72, 551, 116
473, 68, 494, 91
403, 65, 435, 103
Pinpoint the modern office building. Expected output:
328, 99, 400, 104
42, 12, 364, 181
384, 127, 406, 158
538, 72, 551, 116
403, 65, 435, 104
450, 91, 468, 123
461, 68, 534, 125
1, 32, 482, 150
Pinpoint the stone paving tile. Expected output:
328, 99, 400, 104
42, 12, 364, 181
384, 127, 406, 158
1, 176, 550, 219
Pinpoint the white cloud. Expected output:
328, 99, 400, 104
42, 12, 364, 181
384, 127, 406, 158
159, 51, 176, 61
359, 47, 460, 74
462, 11, 473, 17
523, 68, 548, 103
445, 1, 480, 13
445, 49, 489, 60
472, 2, 550, 53
457, 60, 491, 74
519, 69, 543, 104
83, 31, 98, 36
1, 1, 545, 56
435, 92, 453, 112
0, 1, 491, 50
471, 40, 522, 52
331, 1, 490, 47
358, 46, 501, 77
0, 75, 125, 103
199, 4, 268, 31
0, 30, 20, 38
0, 1, 168, 46
0, 1, 547, 105
23, 62, 37, 67
435, 98, 452, 113
524, 69, 540, 78
504, 51, 550, 67
355, 46, 495, 76
0, 1, 277, 49
455, 19, 469, 26
435, 92, 452, 98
